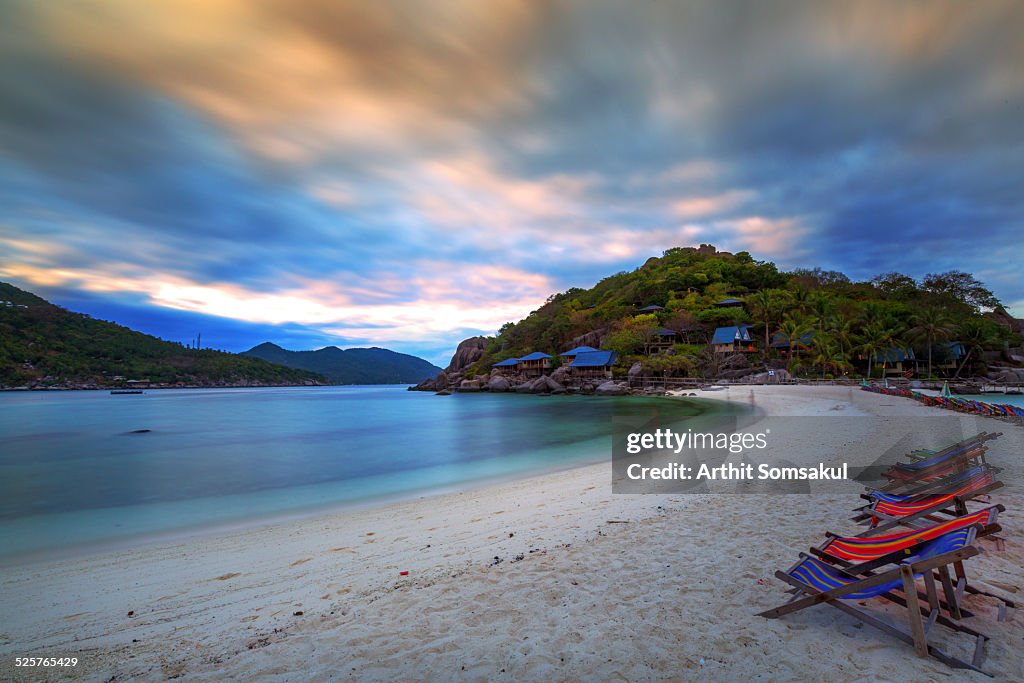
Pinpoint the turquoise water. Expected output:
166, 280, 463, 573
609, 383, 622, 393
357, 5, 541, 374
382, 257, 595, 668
0, 386, 725, 563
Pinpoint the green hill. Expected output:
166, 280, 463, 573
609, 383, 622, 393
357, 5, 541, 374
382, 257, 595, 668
243, 342, 442, 384
464, 244, 1016, 380
0, 282, 323, 388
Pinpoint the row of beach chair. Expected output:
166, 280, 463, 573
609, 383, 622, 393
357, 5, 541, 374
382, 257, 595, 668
757, 431, 1012, 675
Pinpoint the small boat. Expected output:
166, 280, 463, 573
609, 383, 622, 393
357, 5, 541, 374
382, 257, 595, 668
110, 389, 144, 395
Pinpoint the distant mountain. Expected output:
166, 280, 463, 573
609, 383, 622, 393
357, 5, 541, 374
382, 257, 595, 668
243, 342, 442, 384
0, 282, 323, 388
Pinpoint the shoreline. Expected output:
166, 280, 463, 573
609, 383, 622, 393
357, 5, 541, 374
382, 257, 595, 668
1, 385, 1021, 681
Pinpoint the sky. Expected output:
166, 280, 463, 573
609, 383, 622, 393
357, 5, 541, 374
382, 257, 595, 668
1, 1, 1022, 367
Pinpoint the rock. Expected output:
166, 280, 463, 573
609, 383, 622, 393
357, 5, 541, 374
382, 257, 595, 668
595, 381, 628, 396
487, 376, 511, 392
458, 379, 481, 392
627, 362, 643, 382
445, 337, 488, 374
550, 365, 571, 384
410, 377, 436, 391
435, 389, 451, 396
747, 369, 792, 383
433, 370, 449, 391
533, 375, 565, 394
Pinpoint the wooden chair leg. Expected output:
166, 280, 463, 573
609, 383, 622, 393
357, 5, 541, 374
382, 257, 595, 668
901, 565, 929, 657
937, 566, 962, 620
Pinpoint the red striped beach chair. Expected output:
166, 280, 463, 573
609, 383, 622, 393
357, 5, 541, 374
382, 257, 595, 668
758, 526, 992, 674
854, 467, 1002, 533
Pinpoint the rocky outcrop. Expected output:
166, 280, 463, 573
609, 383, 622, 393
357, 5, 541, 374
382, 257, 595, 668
566, 329, 607, 351
550, 365, 571, 384
746, 369, 792, 383
458, 379, 482, 392
989, 306, 1024, 335
595, 380, 629, 395
627, 362, 643, 383
514, 376, 566, 394
446, 337, 487, 374
988, 367, 1024, 383
487, 375, 511, 392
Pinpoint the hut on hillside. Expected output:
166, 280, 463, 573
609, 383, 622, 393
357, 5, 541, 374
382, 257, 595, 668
646, 327, 679, 354
559, 346, 599, 364
569, 350, 618, 379
711, 325, 755, 354
517, 351, 553, 377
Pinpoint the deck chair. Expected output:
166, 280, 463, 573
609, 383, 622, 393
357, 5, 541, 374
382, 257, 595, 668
758, 526, 992, 674
813, 507, 1011, 615
854, 468, 1003, 533
879, 434, 1000, 492
903, 432, 1001, 463
864, 462, 1002, 503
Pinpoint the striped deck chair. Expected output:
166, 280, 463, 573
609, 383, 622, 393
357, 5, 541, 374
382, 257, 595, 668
812, 507, 1011, 616
855, 467, 1002, 533
879, 432, 1000, 491
901, 432, 1000, 464
864, 460, 1001, 502
758, 526, 992, 674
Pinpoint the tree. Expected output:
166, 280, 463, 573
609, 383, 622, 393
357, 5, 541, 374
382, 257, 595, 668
858, 325, 891, 379
778, 315, 813, 364
922, 270, 1000, 312
907, 308, 954, 379
747, 289, 789, 353
811, 334, 850, 379
953, 319, 999, 379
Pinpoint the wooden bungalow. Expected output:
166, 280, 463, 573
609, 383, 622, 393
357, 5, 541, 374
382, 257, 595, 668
646, 327, 679, 354
935, 341, 965, 372
710, 325, 756, 354
714, 298, 745, 309
559, 345, 598, 364
492, 358, 520, 374
874, 347, 918, 377
569, 350, 618, 379
637, 304, 664, 313
517, 351, 553, 377
770, 330, 816, 355
678, 324, 707, 344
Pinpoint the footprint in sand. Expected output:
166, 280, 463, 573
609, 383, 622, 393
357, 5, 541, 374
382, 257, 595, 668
214, 572, 241, 581
336, 588, 351, 595
392, 536, 408, 543
329, 547, 356, 553
240, 615, 258, 623
290, 558, 312, 567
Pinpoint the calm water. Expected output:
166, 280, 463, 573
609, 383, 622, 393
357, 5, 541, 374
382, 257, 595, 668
0, 386, 725, 564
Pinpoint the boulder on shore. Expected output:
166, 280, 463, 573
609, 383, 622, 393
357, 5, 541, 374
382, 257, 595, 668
595, 380, 628, 396
487, 376, 511, 392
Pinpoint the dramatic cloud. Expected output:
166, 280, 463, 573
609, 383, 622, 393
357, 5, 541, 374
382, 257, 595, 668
1, 0, 1021, 365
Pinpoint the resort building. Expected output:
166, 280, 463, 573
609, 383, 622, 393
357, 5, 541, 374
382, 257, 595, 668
935, 341, 965, 372
636, 304, 664, 313
558, 346, 599, 364
711, 324, 756, 354
568, 350, 618, 379
874, 347, 918, 377
770, 330, 816, 355
646, 327, 679, 354
678, 324, 707, 344
516, 351, 553, 377
492, 358, 520, 373
714, 298, 745, 308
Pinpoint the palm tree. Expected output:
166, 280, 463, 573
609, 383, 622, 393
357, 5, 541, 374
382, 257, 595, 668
858, 325, 889, 379
778, 315, 813, 365
953, 319, 997, 379
811, 333, 843, 379
908, 308, 954, 379
825, 315, 855, 356
747, 290, 788, 354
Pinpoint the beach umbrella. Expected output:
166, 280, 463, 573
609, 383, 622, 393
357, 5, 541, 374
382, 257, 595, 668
940, 381, 952, 398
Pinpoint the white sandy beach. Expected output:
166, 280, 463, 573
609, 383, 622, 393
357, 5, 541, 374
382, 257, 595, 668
1, 386, 1021, 682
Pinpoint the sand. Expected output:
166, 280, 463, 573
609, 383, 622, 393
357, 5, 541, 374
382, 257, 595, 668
1, 385, 1021, 682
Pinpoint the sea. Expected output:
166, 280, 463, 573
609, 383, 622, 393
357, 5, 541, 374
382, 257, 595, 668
0, 386, 728, 565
